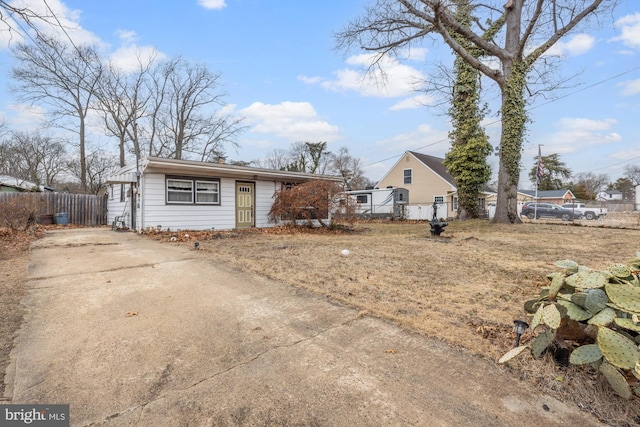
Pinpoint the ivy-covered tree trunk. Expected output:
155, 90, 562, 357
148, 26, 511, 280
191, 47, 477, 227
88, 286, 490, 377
443, 0, 492, 220
493, 61, 527, 224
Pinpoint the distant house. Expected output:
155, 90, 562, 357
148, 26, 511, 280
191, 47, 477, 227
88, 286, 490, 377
518, 189, 575, 204
375, 151, 494, 219
0, 175, 55, 193
597, 190, 623, 201
106, 156, 341, 232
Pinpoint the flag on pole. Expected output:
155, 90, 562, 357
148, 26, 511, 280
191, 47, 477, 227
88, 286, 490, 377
536, 146, 543, 186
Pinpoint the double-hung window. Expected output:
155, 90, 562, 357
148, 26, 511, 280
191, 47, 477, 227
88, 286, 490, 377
167, 179, 194, 204
195, 180, 219, 204
403, 169, 412, 184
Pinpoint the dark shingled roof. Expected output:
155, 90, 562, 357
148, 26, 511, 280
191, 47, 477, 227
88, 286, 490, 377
408, 151, 455, 185
408, 151, 495, 193
519, 189, 572, 198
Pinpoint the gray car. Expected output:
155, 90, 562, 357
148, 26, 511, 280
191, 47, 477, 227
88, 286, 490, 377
520, 202, 580, 221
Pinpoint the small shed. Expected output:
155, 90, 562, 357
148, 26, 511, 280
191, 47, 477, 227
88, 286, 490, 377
106, 157, 341, 232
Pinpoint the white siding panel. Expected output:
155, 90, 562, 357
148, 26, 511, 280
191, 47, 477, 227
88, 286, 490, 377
255, 179, 278, 228
107, 183, 131, 226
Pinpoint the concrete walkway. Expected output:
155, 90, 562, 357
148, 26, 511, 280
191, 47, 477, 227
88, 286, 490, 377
4, 228, 601, 426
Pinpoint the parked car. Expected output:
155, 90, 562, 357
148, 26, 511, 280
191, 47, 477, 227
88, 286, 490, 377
520, 202, 580, 221
560, 203, 607, 220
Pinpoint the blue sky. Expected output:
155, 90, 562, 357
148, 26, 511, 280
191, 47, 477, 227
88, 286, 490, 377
1, 0, 639, 189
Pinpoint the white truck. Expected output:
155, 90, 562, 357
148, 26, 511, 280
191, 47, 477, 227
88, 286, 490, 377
561, 203, 607, 220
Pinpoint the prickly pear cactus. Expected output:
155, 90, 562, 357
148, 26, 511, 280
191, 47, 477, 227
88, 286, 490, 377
597, 327, 640, 369
499, 253, 640, 399
569, 344, 602, 365
600, 362, 632, 399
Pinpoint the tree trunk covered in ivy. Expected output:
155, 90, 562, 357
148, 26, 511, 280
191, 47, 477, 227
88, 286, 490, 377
443, 0, 492, 220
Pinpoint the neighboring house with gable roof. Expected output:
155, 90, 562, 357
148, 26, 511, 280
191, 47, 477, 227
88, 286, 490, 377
375, 151, 495, 219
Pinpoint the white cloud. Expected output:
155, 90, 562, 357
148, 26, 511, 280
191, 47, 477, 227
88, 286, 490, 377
375, 124, 449, 153
618, 79, 640, 96
390, 94, 437, 111
239, 101, 341, 142
543, 117, 621, 153
545, 34, 595, 57
611, 13, 640, 50
197, 0, 227, 10
300, 53, 426, 99
0, 103, 48, 130
108, 30, 166, 74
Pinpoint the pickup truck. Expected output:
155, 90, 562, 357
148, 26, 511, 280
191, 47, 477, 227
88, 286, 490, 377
561, 203, 607, 220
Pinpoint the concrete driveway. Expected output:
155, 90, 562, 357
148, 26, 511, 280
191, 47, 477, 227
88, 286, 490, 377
4, 228, 601, 426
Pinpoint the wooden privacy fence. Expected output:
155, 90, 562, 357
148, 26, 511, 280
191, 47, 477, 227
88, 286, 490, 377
0, 192, 108, 226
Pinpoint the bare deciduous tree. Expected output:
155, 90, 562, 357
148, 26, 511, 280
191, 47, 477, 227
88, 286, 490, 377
11, 34, 103, 191
148, 57, 244, 161
336, 0, 615, 223
329, 146, 368, 190
66, 149, 119, 195
623, 164, 640, 187
95, 56, 155, 166
0, 131, 67, 186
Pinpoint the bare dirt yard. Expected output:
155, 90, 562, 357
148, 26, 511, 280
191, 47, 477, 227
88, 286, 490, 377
2, 220, 640, 425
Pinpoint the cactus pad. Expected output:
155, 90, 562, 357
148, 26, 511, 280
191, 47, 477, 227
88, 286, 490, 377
542, 304, 562, 329
599, 362, 632, 399
530, 304, 545, 331
570, 292, 588, 308
565, 271, 606, 289
588, 308, 616, 326
614, 318, 640, 333
524, 299, 544, 314
569, 344, 603, 365
498, 345, 530, 364
532, 328, 555, 359
555, 259, 579, 273
597, 327, 640, 369
556, 300, 591, 321
608, 264, 632, 278
605, 283, 640, 314
547, 272, 565, 300
584, 289, 609, 314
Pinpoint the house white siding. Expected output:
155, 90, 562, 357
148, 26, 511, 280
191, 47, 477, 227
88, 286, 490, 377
107, 183, 132, 227
255, 180, 279, 228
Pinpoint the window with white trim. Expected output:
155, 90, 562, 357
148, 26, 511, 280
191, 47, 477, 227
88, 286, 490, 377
166, 177, 221, 205
434, 195, 444, 205
453, 196, 458, 211
167, 179, 193, 204
403, 169, 412, 184
195, 180, 219, 204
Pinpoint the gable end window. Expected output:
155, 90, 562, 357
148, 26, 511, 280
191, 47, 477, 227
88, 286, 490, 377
403, 169, 412, 185
166, 177, 221, 205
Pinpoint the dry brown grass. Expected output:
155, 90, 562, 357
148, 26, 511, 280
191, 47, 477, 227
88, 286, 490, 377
146, 219, 640, 425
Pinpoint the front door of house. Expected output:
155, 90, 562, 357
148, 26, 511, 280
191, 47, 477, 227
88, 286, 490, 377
235, 182, 254, 228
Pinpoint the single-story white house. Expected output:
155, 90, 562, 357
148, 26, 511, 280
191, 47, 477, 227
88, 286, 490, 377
106, 157, 341, 232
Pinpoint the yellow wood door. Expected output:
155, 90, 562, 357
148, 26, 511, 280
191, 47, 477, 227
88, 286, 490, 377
235, 182, 254, 228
